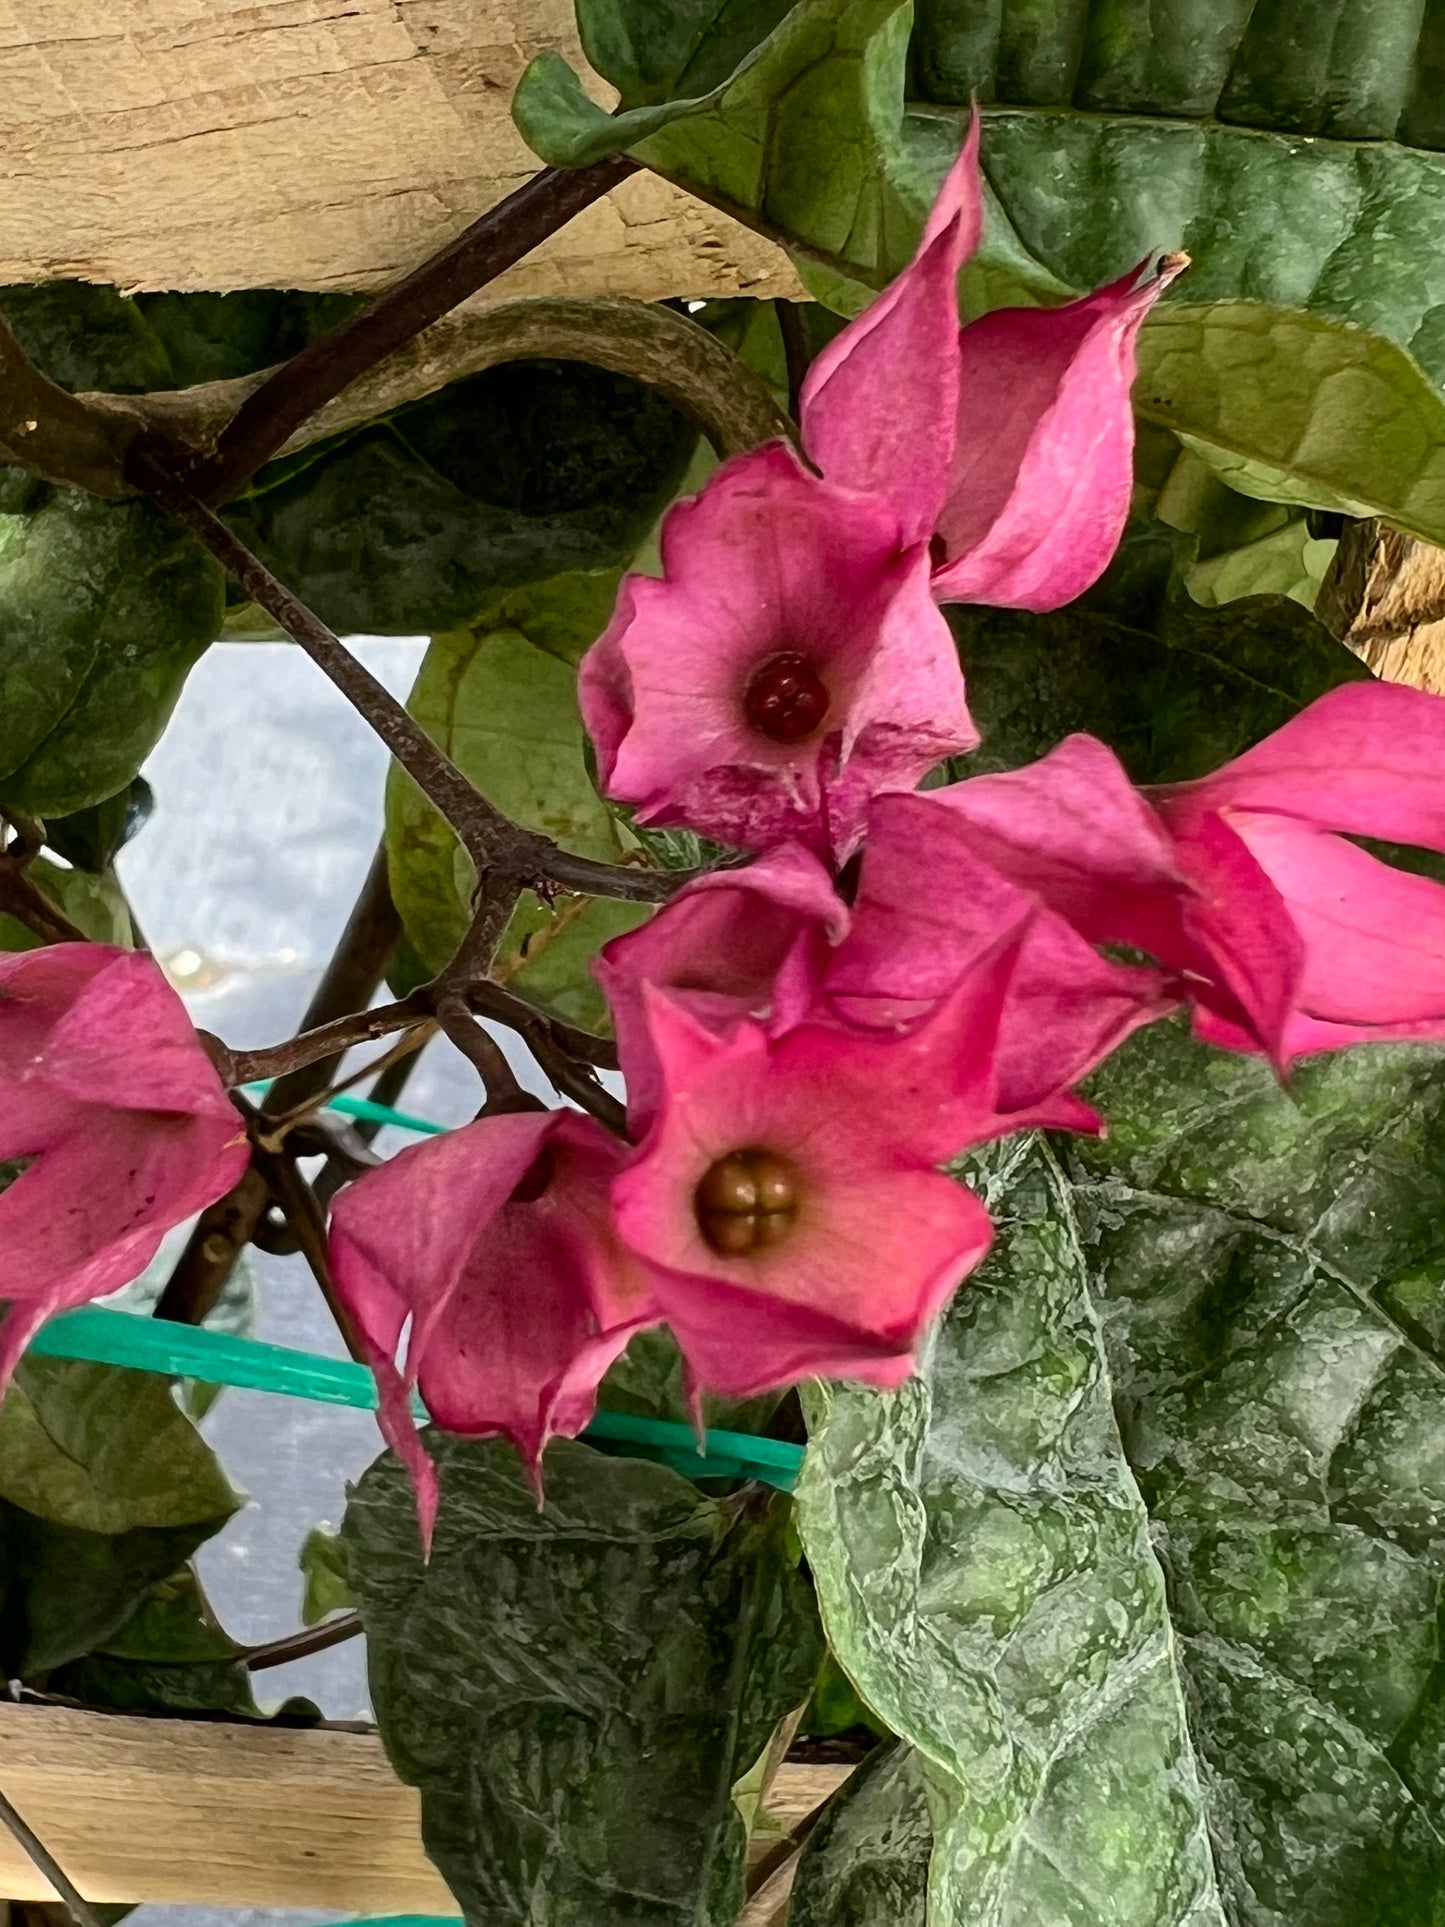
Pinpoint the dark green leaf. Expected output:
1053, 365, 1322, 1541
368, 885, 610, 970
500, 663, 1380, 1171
47, 1567, 317, 1722
797, 1139, 1225, 1925
949, 525, 1368, 785
0, 490, 224, 816
44, 777, 154, 874
222, 360, 697, 636
0, 1357, 238, 1675
517, 0, 933, 290
0, 283, 359, 394
385, 578, 654, 1029
788, 1743, 932, 1927
343, 1433, 823, 1927
1056, 1021, 1445, 1924
598, 1325, 782, 1440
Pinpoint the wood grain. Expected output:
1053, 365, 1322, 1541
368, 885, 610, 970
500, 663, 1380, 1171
0, 1702, 849, 1908
0, 0, 801, 298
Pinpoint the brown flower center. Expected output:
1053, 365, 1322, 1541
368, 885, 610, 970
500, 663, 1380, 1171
743, 653, 829, 744
695, 1147, 800, 1256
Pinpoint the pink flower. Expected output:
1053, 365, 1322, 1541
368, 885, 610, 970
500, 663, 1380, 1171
610, 939, 1034, 1400
328, 1109, 659, 1546
594, 842, 848, 1132
800, 127, 1184, 611
579, 442, 974, 860
0, 944, 248, 1393
823, 788, 1178, 1131
1150, 682, 1445, 1063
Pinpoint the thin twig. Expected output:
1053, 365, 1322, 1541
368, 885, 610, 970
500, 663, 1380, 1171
0, 862, 87, 945
242, 1612, 363, 1671
157, 846, 401, 1324
0, 1784, 108, 1927
184, 158, 638, 504
134, 455, 691, 905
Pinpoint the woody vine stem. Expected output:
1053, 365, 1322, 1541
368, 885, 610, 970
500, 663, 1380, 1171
0, 154, 745, 1327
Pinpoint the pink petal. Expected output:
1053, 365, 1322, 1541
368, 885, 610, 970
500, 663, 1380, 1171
611, 984, 1010, 1394
931, 256, 1185, 611
925, 736, 1189, 959
829, 788, 1174, 1119
800, 116, 982, 543
1172, 808, 1305, 1070
329, 1111, 660, 1534
578, 442, 973, 859
0, 946, 249, 1399
595, 843, 847, 1132
1161, 681, 1445, 848
1229, 813, 1445, 1032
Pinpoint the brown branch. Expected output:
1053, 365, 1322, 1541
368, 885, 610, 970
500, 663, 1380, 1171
135, 296, 793, 472
0, 314, 141, 499
0, 862, 87, 945
135, 454, 692, 905
156, 847, 401, 1325
181, 158, 638, 504
242, 1612, 363, 1672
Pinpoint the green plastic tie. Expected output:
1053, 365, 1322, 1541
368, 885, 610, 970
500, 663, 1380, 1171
28, 1306, 801, 1492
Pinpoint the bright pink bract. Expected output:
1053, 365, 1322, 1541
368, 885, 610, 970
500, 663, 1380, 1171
0, 944, 248, 1395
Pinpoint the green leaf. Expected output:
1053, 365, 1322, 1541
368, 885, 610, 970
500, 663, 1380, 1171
342, 1433, 823, 1927
0, 490, 224, 816
1057, 1022, 1445, 1923
0, 854, 134, 953
0, 1357, 240, 1535
517, 0, 932, 288
43, 777, 154, 874
788, 1743, 932, 1927
222, 360, 697, 636
1132, 305, 1445, 546
385, 579, 655, 1029
46, 1566, 318, 1722
797, 1138, 1226, 1926
0, 1358, 239, 1675
0, 283, 359, 394
948, 525, 1368, 786
299, 1525, 355, 1626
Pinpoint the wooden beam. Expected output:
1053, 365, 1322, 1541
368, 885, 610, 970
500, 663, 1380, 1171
0, 1702, 849, 1909
0, 1, 801, 300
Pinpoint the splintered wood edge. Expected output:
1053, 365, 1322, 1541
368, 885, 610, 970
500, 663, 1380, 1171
0, 1703, 850, 1908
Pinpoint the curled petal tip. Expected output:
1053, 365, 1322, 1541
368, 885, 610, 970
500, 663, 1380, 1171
1156, 250, 1190, 282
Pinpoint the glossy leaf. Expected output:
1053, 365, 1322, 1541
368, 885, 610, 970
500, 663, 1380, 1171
223, 362, 697, 636
788, 1743, 932, 1927
797, 1138, 1225, 1927
343, 1433, 823, 1927
385, 581, 653, 1029
948, 526, 1367, 785
0, 490, 224, 816
518, 0, 934, 288
0, 1357, 239, 1674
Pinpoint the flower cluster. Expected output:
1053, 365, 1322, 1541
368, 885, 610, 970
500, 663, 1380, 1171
6, 133, 1445, 1546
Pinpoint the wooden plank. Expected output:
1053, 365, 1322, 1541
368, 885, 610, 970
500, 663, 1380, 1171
0, 1702, 849, 1907
0, 0, 802, 299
